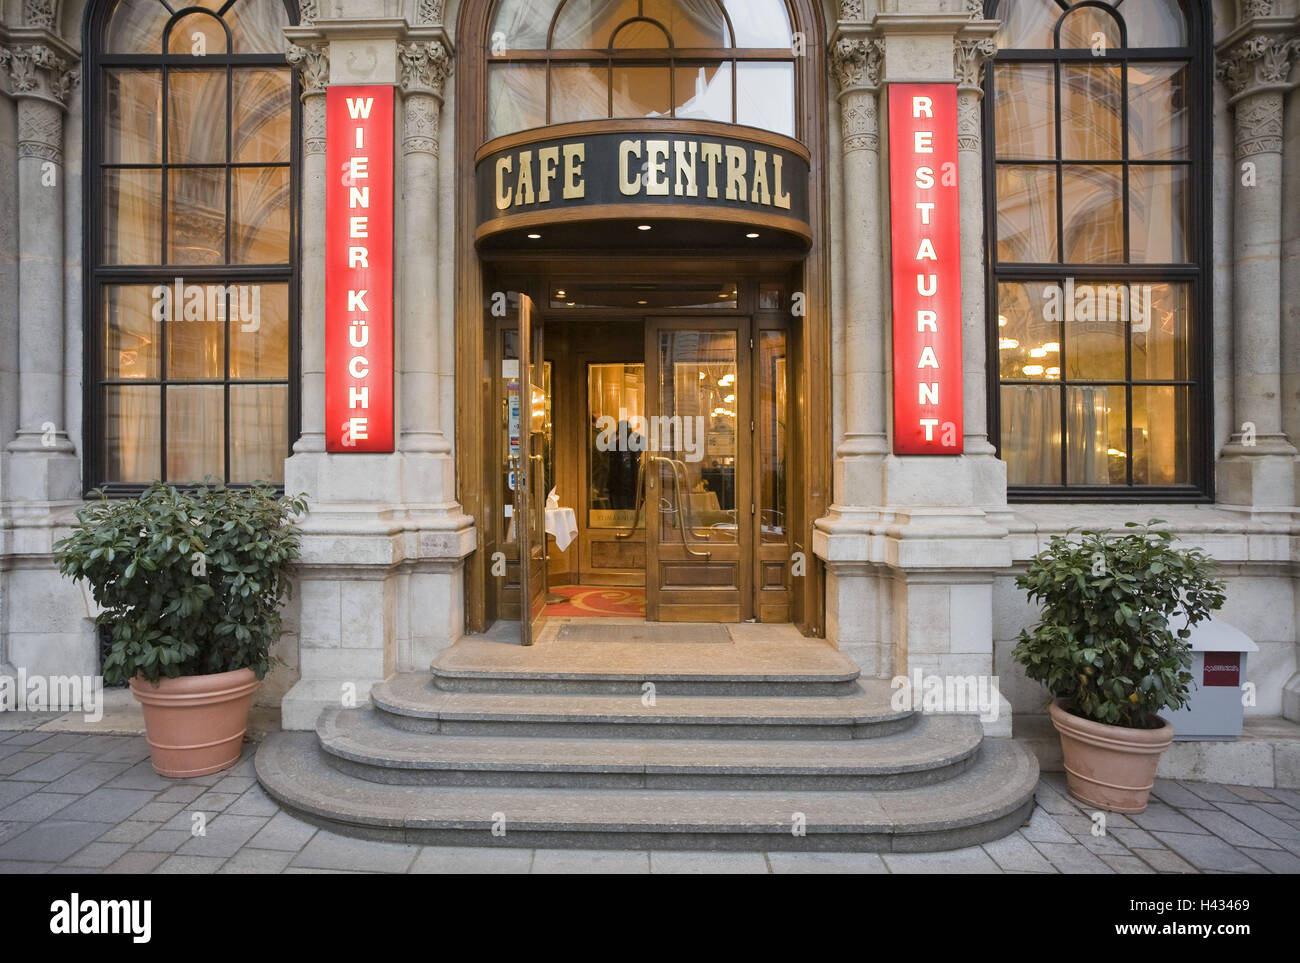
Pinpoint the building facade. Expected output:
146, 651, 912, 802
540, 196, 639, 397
0, 0, 1298, 744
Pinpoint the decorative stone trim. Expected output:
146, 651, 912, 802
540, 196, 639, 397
298, 0, 319, 27
1, 43, 78, 108
1240, 0, 1275, 22
17, 98, 62, 161
286, 40, 330, 99
418, 0, 445, 25
954, 37, 997, 92
23, 0, 55, 29
1215, 34, 1300, 103
830, 35, 884, 95
302, 94, 326, 155
839, 0, 865, 22
403, 94, 440, 155
398, 38, 452, 99
841, 95, 878, 154
966, 0, 985, 19
957, 95, 982, 153
1232, 91, 1284, 157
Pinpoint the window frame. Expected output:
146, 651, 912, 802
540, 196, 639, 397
484, 0, 801, 140
82, 0, 301, 496
982, 0, 1214, 501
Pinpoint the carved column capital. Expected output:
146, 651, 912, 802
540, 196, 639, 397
417, 0, 446, 24
954, 37, 997, 93
1215, 32, 1300, 105
403, 94, 442, 156
286, 40, 330, 100
840, 94, 879, 155
830, 35, 884, 96
398, 38, 452, 100
1, 43, 79, 108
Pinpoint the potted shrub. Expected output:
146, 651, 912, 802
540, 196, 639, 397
56, 482, 306, 778
1013, 521, 1226, 813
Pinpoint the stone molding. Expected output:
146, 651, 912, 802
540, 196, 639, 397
841, 95, 878, 154
839, 0, 865, 22
1232, 91, 1285, 157
966, 0, 985, 18
830, 34, 884, 96
398, 38, 451, 99
286, 40, 330, 99
298, 0, 319, 26
954, 37, 996, 92
0, 42, 79, 108
17, 97, 62, 161
1215, 30, 1300, 106
403, 93, 440, 155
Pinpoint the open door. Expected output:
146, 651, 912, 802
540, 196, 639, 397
513, 294, 548, 644
643, 318, 751, 622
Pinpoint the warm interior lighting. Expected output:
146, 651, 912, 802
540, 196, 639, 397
999, 338, 1019, 350
555, 289, 566, 297
1046, 367, 1060, 377
724, 394, 735, 403
636, 299, 648, 305
1022, 364, 1045, 376
1042, 341, 1060, 352
637, 224, 652, 231
1107, 448, 1128, 457
998, 314, 1008, 326
719, 373, 735, 386
1030, 347, 1048, 358
745, 232, 760, 239
527, 233, 541, 240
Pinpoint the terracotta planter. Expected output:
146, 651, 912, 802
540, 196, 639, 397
130, 668, 260, 778
1049, 700, 1173, 813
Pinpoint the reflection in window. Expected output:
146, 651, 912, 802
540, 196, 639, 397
987, 0, 1203, 491
588, 364, 645, 529
93, 0, 295, 486
486, 0, 798, 138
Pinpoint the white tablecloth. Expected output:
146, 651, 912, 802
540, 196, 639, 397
546, 506, 579, 552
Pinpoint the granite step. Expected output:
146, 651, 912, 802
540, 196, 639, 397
430, 637, 862, 696
255, 732, 1039, 852
316, 706, 984, 790
371, 673, 915, 740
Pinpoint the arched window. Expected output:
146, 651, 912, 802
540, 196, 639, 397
86, 0, 297, 490
486, 0, 797, 139
985, 0, 1210, 494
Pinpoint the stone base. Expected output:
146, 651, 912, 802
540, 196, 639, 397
1216, 440, 1297, 514
1284, 671, 1300, 724
281, 676, 382, 731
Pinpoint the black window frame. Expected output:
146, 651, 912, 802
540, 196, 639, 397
82, 0, 301, 496
982, 0, 1214, 502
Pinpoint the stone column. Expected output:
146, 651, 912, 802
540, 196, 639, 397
829, 33, 887, 510
396, 38, 456, 513
1214, 22, 1299, 512
954, 36, 997, 459
1, 41, 79, 504
285, 41, 330, 455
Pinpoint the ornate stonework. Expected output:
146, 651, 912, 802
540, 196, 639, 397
957, 95, 982, 153
17, 99, 63, 162
418, 0, 445, 24
954, 37, 997, 91
1216, 35, 1300, 99
23, 0, 56, 29
1233, 92, 1284, 157
966, 0, 985, 19
1241, 0, 1274, 21
841, 95, 878, 154
398, 39, 452, 99
303, 96, 326, 155
1, 43, 79, 107
830, 36, 884, 94
403, 95, 440, 155
839, 0, 865, 21
298, 0, 319, 26
286, 41, 330, 98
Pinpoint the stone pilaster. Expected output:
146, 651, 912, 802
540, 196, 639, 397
1214, 15, 1300, 513
0, 37, 80, 506
828, 32, 887, 511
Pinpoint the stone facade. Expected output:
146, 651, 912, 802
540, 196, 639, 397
0, 0, 1296, 737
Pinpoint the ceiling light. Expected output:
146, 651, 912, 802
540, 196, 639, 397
1042, 341, 1060, 352
724, 394, 735, 403
555, 289, 566, 297
1030, 347, 1048, 358
1046, 366, 1060, 377
997, 314, 1008, 327
527, 233, 541, 240
745, 232, 760, 239
1022, 364, 1044, 376
637, 224, 652, 231
999, 338, 1019, 350
636, 299, 648, 305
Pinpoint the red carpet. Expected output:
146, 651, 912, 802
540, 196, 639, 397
544, 585, 646, 618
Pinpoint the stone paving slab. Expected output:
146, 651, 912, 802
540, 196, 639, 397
0, 732, 1296, 873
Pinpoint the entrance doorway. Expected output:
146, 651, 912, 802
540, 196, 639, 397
485, 279, 795, 628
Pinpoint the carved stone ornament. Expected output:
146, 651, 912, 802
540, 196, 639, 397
954, 37, 997, 90
830, 36, 884, 94
286, 41, 330, 98
418, 0, 445, 24
298, 0, 319, 26
1233, 92, 1284, 157
398, 39, 452, 98
1216, 35, 1300, 99
839, 0, 865, 22
17, 98, 64, 161
24, 0, 56, 29
303, 96, 326, 155
404, 95, 440, 155
841, 95, 878, 154
1240, 0, 1274, 21
957, 95, 982, 152
2, 43, 79, 107
966, 0, 985, 19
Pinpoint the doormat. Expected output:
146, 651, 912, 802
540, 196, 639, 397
556, 622, 732, 644
544, 586, 646, 618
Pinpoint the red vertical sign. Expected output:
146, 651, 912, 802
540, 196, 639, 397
326, 85, 394, 452
888, 83, 963, 455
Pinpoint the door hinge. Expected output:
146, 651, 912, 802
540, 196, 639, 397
750, 419, 755, 433
749, 337, 754, 349
751, 503, 756, 516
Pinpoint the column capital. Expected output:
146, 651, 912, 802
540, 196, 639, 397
285, 39, 330, 98
1215, 24, 1300, 106
830, 33, 885, 97
953, 36, 997, 95
0, 37, 79, 109
398, 37, 452, 100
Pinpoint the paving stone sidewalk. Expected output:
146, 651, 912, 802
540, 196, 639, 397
1, 730, 1299, 873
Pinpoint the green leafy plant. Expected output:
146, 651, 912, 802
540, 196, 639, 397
55, 482, 307, 685
1012, 521, 1226, 729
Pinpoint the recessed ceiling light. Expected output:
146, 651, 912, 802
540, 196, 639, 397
636, 299, 648, 305
555, 289, 566, 297
637, 224, 652, 231
745, 232, 760, 239
527, 233, 542, 240
565, 301, 575, 307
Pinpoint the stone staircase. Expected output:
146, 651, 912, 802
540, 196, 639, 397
256, 636, 1039, 851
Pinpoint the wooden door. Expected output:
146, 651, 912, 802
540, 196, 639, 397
514, 294, 548, 644
644, 319, 751, 622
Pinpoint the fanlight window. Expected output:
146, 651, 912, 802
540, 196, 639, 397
487, 0, 798, 139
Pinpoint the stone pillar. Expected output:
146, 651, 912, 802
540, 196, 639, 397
1, 41, 79, 505
828, 32, 887, 510
285, 41, 329, 455
1214, 20, 1300, 513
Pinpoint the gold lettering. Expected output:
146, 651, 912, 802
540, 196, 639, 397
724, 145, 747, 201
700, 142, 723, 199
673, 141, 698, 197
645, 139, 670, 196
773, 154, 792, 210
619, 139, 642, 196
515, 149, 535, 206
537, 146, 560, 203
562, 143, 586, 200
750, 149, 771, 206
495, 156, 513, 211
